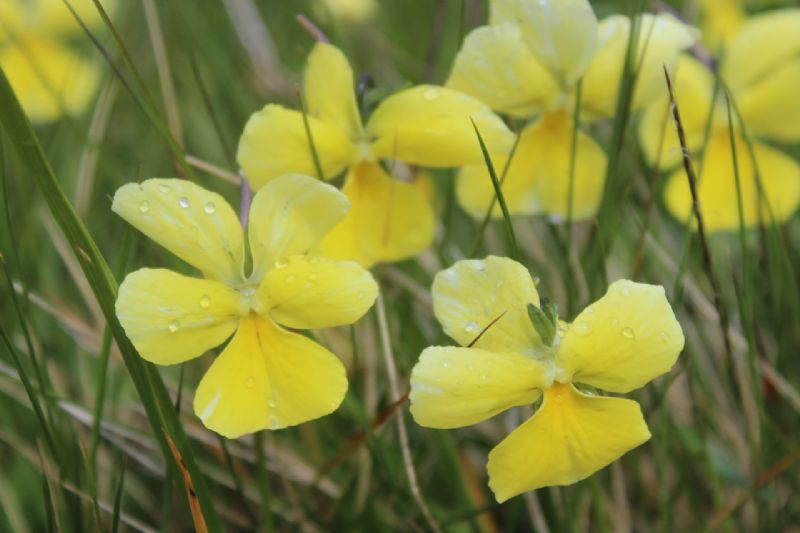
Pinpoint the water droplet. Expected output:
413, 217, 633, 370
268, 416, 279, 430
274, 258, 288, 269
442, 360, 450, 368
465, 321, 479, 333
179, 197, 189, 209
621, 284, 631, 297
199, 295, 211, 309
267, 399, 277, 408
168, 319, 180, 333
659, 331, 670, 343
423, 87, 439, 100
157, 184, 170, 193
573, 321, 592, 336
443, 269, 457, 280
480, 374, 488, 382
308, 273, 318, 281
622, 327, 635, 340
611, 317, 620, 326
245, 377, 256, 388
203, 201, 216, 214
286, 275, 296, 283
138, 200, 150, 213
473, 261, 486, 272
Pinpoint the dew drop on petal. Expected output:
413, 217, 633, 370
622, 327, 635, 340
158, 184, 170, 193
267, 399, 277, 408
138, 200, 150, 213
308, 273, 318, 281
168, 319, 180, 333
274, 258, 288, 269
573, 321, 592, 336
611, 317, 620, 326
659, 331, 670, 343
621, 284, 631, 297
464, 321, 479, 333
268, 416, 279, 430
423, 87, 439, 100
179, 197, 190, 209
245, 377, 256, 388
199, 295, 211, 309
203, 201, 216, 214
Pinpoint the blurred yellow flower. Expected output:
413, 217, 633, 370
0, 0, 110, 122
409, 256, 684, 501
639, 8, 800, 231
697, 0, 746, 48
113, 174, 378, 439
315, 0, 377, 23
447, 0, 696, 221
237, 42, 513, 267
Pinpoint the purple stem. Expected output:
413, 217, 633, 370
240, 177, 252, 229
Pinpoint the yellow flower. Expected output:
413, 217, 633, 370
638, 8, 800, 231
409, 256, 684, 502
236, 42, 513, 267
697, 0, 746, 48
0, 0, 110, 122
113, 174, 378, 439
315, 0, 377, 23
447, 0, 696, 221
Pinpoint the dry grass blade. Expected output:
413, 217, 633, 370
165, 432, 209, 533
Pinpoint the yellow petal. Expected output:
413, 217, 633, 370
366, 85, 513, 167
409, 346, 548, 429
721, 9, 800, 94
257, 254, 377, 329
112, 178, 245, 285
0, 38, 101, 122
736, 59, 800, 143
304, 42, 363, 139
637, 55, 715, 170
664, 133, 800, 231
314, 162, 435, 267
0, 3, 25, 43
698, 0, 745, 49
490, 0, 598, 85
432, 256, 543, 354
193, 314, 348, 438
446, 23, 558, 117
457, 112, 606, 221
247, 173, 350, 280
581, 14, 697, 118
487, 383, 651, 502
116, 269, 243, 365
237, 104, 357, 189
555, 280, 684, 393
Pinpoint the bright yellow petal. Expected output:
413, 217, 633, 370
304, 42, 362, 139
247, 173, 350, 280
555, 280, 684, 393
193, 314, 347, 438
256, 254, 377, 329
366, 85, 513, 167
314, 162, 435, 267
457, 112, 606, 221
698, 0, 745, 49
664, 133, 800, 231
637, 55, 715, 170
490, 0, 598, 85
409, 346, 549, 429
0, 3, 25, 43
736, 59, 800, 143
581, 14, 697, 118
446, 23, 558, 117
432, 256, 543, 354
112, 178, 245, 285
0, 38, 101, 122
721, 9, 800, 94
236, 104, 357, 189
487, 383, 651, 502
116, 269, 243, 365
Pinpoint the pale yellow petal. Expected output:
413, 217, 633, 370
256, 254, 377, 329
736, 59, 800, 142
247, 173, 350, 280
237, 104, 357, 189
304, 42, 362, 139
487, 383, 651, 502
457, 112, 606, 221
722, 9, 800, 94
116, 269, 243, 365
490, 0, 598, 85
314, 162, 435, 267
581, 14, 697, 118
409, 346, 548, 429
698, 0, 745, 49
446, 23, 558, 117
664, 133, 800, 230
367, 85, 514, 167
637, 55, 715, 170
556, 280, 684, 393
193, 314, 348, 438
0, 38, 101, 122
432, 256, 543, 354
112, 178, 245, 285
